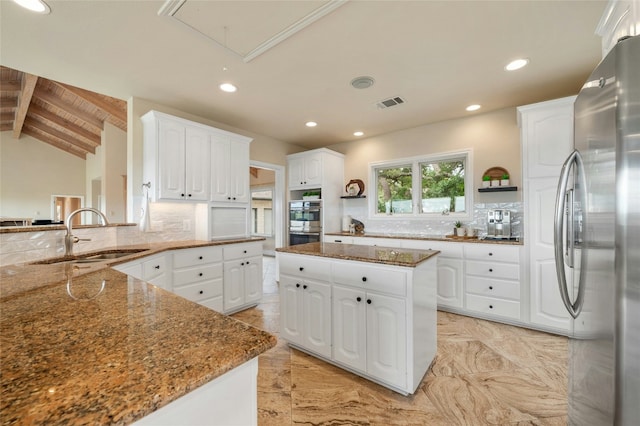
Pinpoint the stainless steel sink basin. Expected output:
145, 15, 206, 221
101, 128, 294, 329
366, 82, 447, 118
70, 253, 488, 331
31, 249, 149, 265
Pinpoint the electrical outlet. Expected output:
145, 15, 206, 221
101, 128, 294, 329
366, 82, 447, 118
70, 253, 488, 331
183, 219, 191, 231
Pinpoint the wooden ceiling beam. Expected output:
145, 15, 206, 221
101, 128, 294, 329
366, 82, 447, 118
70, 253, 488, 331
53, 81, 126, 124
0, 123, 12, 131
29, 104, 101, 145
24, 117, 96, 155
0, 112, 15, 122
23, 127, 87, 159
35, 88, 104, 131
0, 80, 21, 92
12, 73, 38, 139
0, 96, 18, 110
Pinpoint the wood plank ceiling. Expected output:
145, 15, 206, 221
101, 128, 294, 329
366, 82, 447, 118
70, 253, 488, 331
0, 66, 127, 159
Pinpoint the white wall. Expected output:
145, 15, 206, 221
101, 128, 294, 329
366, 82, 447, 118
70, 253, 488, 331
102, 122, 127, 223
0, 131, 85, 220
327, 107, 522, 205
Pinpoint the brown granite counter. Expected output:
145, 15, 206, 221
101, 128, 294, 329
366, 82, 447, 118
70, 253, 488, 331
0, 238, 275, 425
325, 231, 523, 245
276, 242, 438, 267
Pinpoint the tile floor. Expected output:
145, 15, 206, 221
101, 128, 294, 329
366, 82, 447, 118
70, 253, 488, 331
231, 256, 569, 425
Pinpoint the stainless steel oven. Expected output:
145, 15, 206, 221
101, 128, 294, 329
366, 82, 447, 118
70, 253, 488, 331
289, 200, 322, 245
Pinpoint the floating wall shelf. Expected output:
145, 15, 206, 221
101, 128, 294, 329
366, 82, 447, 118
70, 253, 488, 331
478, 186, 518, 193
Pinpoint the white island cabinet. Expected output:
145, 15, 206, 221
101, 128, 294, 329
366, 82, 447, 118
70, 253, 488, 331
277, 243, 438, 395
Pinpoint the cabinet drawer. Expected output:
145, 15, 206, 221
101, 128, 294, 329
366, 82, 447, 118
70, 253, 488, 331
173, 246, 222, 268
279, 254, 332, 281
332, 261, 406, 297
324, 236, 354, 244
223, 242, 263, 260
464, 244, 520, 262
465, 294, 520, 320
466, 276, 520, 301
173, 278, 223, 303
401, 240, 463, 258
465, 260, 519, 280
173, 263, 223, 286
142, 255, 167, 280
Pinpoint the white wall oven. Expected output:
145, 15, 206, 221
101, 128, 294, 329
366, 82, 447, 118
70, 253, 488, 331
289, 200, 321, 245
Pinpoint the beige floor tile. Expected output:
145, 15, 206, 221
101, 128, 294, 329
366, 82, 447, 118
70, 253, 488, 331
247, 257, 570, 425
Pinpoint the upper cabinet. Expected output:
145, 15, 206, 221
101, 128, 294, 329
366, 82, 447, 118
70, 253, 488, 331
288, 151, 323, 188
596, 0, 640, 58
210, 134, 251, 203
142, 110, 252, 203
517, 96, 575, 179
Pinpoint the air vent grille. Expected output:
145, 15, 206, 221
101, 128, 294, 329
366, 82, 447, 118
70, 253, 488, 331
375, 96, 406, 109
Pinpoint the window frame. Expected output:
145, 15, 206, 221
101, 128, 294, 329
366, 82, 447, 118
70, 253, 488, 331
368, 149, 473, 221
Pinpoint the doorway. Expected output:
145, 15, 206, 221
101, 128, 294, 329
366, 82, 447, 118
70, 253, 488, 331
250, 161, 285, 257
51, 195, 83, 225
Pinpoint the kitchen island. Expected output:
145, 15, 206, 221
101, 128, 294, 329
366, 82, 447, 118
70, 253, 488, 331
0, 240, 276, 425
276, 242, 439, 395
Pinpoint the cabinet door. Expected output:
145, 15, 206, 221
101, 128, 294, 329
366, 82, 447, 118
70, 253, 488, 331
184, 127, 210, 201
528, 178, 572, 330
243, 256, 262, 304
229, 142, 250, 203
302, 279, 332, 358
158, 119, 186, 200
279, 275, 303, 345
303, 153, 323, 186
332, 285, 366, 372
437, 257, 463, 308
210, 135, 231, 202
223, 261, 244, 311
287, 157, 306, 188
520, 97, 574, 179
366, 292, 406, 389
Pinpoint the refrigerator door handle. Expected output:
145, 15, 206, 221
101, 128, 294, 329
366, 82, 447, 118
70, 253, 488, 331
555, 150, 584, 318
565, 188, 575, 268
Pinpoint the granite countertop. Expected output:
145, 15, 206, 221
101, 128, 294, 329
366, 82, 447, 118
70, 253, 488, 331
276, 242, 439, 267
324, 231, 523, 245
0, 238, 275, 425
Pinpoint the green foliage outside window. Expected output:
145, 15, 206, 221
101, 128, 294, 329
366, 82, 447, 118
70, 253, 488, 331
421, 160, 465, 213
376, 165, 413, 214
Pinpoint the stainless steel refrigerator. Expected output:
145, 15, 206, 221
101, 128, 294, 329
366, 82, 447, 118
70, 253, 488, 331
554, 34, 639, 425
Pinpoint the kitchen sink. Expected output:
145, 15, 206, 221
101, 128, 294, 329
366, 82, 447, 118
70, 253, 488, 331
31, 249, 149, 265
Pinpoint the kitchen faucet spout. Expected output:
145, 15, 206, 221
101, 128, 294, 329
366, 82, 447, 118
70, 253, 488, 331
64, 208, 109, 256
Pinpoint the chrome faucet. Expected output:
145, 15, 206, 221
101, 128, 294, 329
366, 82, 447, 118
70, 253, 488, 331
64, 208, 109, 256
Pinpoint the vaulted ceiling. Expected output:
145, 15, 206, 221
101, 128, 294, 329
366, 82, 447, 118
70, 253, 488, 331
0, 66, 127, 159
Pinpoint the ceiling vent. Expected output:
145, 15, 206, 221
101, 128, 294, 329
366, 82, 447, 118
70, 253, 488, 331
375, 96, 406, 109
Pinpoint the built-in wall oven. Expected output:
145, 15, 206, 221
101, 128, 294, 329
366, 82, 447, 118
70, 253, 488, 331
289, 200, 321, 246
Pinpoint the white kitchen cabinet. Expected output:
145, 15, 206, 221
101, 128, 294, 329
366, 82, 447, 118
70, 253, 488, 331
210, 134, 251, 203
463, 243, 522, 321
278, 251, 437, 395
141, 111, 211, 202
519, 97, 575, 334
517, 96, 575, 179
223, 242, 263, 313
287, 148, 345, 235
401, 239, 464, 309
113, 252, 168, 290
288, 152, 323, 188
595, 0, 640, 58
172, 246, 224, 312
280, 276, 332, 358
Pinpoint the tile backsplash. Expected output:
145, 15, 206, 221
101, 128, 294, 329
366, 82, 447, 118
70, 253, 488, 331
342, 198, 523, 238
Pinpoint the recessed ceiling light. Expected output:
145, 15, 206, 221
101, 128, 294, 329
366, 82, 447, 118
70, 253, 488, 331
505, 58, 529, 71
466, 104, 481, 112
353, 131, 364, 137
219, 83, 237, 93
12, 0, 50, 13
305, 121, 317, 127
350, 76, 375, 89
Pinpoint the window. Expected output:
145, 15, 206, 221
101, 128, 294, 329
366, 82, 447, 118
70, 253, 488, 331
370, 150, 472, 219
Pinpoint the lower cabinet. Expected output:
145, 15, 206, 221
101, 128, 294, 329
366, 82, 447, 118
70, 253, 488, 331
223, 242, 263, 313
113, 241, 263, 314
280, 275, 332, 358
172, 246, 224, 312
278, 252, 436, 395
333, 285, 407, 389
